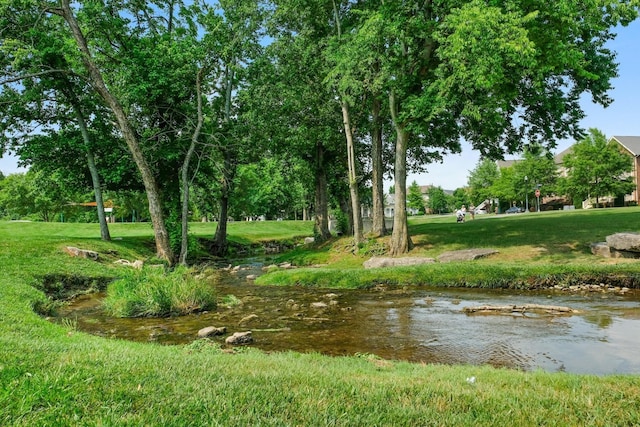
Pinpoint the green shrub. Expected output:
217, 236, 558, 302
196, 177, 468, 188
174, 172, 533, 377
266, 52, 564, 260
103, 267, 216, 317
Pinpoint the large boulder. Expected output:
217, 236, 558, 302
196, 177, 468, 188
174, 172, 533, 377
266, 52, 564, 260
363, 257, 435, 269
605, 233, 640, 253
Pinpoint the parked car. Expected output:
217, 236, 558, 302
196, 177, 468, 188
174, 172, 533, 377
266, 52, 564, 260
505, 206, 523, 214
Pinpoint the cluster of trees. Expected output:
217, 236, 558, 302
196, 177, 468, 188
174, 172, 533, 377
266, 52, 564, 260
1, 0, 637, 264
403, 128, 636, 215
465, 129, 635, 211
405, 182, 466, 215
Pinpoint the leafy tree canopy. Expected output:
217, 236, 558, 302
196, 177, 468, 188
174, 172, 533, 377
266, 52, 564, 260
407, 181, 425, 214
467, 159, 500, 205
559, 128, 635, 206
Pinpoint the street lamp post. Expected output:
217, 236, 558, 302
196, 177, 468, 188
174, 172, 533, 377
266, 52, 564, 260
524, 175, 529, 212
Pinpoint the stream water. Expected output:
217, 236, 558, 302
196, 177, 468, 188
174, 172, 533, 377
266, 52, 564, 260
53, 263, 640, 375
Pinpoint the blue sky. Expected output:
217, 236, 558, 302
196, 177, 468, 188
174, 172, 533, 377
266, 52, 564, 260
2, 19, 639, 189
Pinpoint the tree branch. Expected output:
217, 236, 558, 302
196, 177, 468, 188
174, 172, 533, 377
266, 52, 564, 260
0, 70, 71, 85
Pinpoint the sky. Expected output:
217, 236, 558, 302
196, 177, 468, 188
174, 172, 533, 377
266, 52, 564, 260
2, 19, 640, 188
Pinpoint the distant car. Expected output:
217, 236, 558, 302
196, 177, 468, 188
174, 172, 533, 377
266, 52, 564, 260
505, 206, 523, 214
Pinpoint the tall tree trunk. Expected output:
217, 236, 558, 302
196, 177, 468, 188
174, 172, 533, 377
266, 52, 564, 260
332, 0, 362, 244
58, 0, 173, 263
62, 86, 111, 241
212, 150, 234, 256
341, 101, 363, 243
314, 142, 331, 241
339, 193, 353, 236
388, 90, 413, 255
179, 69, 204, 265
370, 96, 387, 237
212, 65, 236, 257
86, 151, 111, 240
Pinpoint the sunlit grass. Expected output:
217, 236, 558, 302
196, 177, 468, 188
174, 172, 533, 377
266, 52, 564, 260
2, 211, 640, 425
260, 207, 640, 288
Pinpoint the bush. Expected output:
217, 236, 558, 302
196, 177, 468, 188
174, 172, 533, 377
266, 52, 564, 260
103, 267, 216, 317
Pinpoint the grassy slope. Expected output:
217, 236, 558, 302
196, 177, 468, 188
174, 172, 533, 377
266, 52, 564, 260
259, 208, 640, 288
1, 215, 640, 426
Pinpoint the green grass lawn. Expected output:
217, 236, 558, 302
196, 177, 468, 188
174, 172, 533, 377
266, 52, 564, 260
1, 211, 640, 426
260, 208, 640, 288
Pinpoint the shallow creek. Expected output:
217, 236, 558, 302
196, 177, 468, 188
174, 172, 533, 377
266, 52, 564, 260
53, 263, 640, 375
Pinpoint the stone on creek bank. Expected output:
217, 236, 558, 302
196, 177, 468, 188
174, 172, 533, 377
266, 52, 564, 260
197, 326, 227, 338
592, 233, 640, 259
225, 331, 253, 345
113, 259, 145, 269
363, 248, 498, 268
239, 314, 259, 326
606, 232, 640, 252
436, 248, 499, 263
64, 246, 99, 261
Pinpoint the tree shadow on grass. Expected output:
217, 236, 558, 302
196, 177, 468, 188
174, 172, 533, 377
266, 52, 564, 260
409, 209, 639, 259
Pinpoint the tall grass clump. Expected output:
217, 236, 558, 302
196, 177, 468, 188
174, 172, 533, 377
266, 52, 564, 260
103, 267, 216, 317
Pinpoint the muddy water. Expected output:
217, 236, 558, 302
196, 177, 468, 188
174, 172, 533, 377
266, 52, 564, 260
54, 265, 640, 375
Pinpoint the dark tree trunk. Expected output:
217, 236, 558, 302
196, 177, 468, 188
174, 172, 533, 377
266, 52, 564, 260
370, 96, 387, 237
212, 149, 235, 256
211, 65, 237, 257
388, 91, 413, 255
179, 69, 204, 265
63, 85, 111, 241
314, 142, 331, 241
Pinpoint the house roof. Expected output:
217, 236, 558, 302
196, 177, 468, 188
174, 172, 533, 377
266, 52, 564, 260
611, 136, 640, 156
496, 159, 517, 169
554, 146, 574, 165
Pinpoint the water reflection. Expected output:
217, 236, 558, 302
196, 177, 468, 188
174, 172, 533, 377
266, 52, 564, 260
53, 269, 640, 375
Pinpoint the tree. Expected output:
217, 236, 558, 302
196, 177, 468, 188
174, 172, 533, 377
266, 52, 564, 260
407, 181, 425, 214
0, 170, 74, 221
245, 1, 347, 242
328, 0, 364, 244
426, 186, 450, 214
0, 3, 116, 240
560, 129, 635, 207
467, 159, 500, 206
330, 0, 637, 255
199, 0, 265, 257
46, 0, 174, 263
511, 148, 559, 211
451, 188, 470, 212
491, 166, 519, 210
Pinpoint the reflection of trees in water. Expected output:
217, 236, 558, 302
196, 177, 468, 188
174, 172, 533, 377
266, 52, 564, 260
583, 313, 613, 329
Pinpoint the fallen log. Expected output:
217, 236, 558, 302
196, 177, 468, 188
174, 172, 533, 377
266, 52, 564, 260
463, 304, 578, 315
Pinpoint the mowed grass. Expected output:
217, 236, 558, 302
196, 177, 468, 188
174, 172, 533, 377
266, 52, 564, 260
260, 208, 640, 288
2, 212, 640, 426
